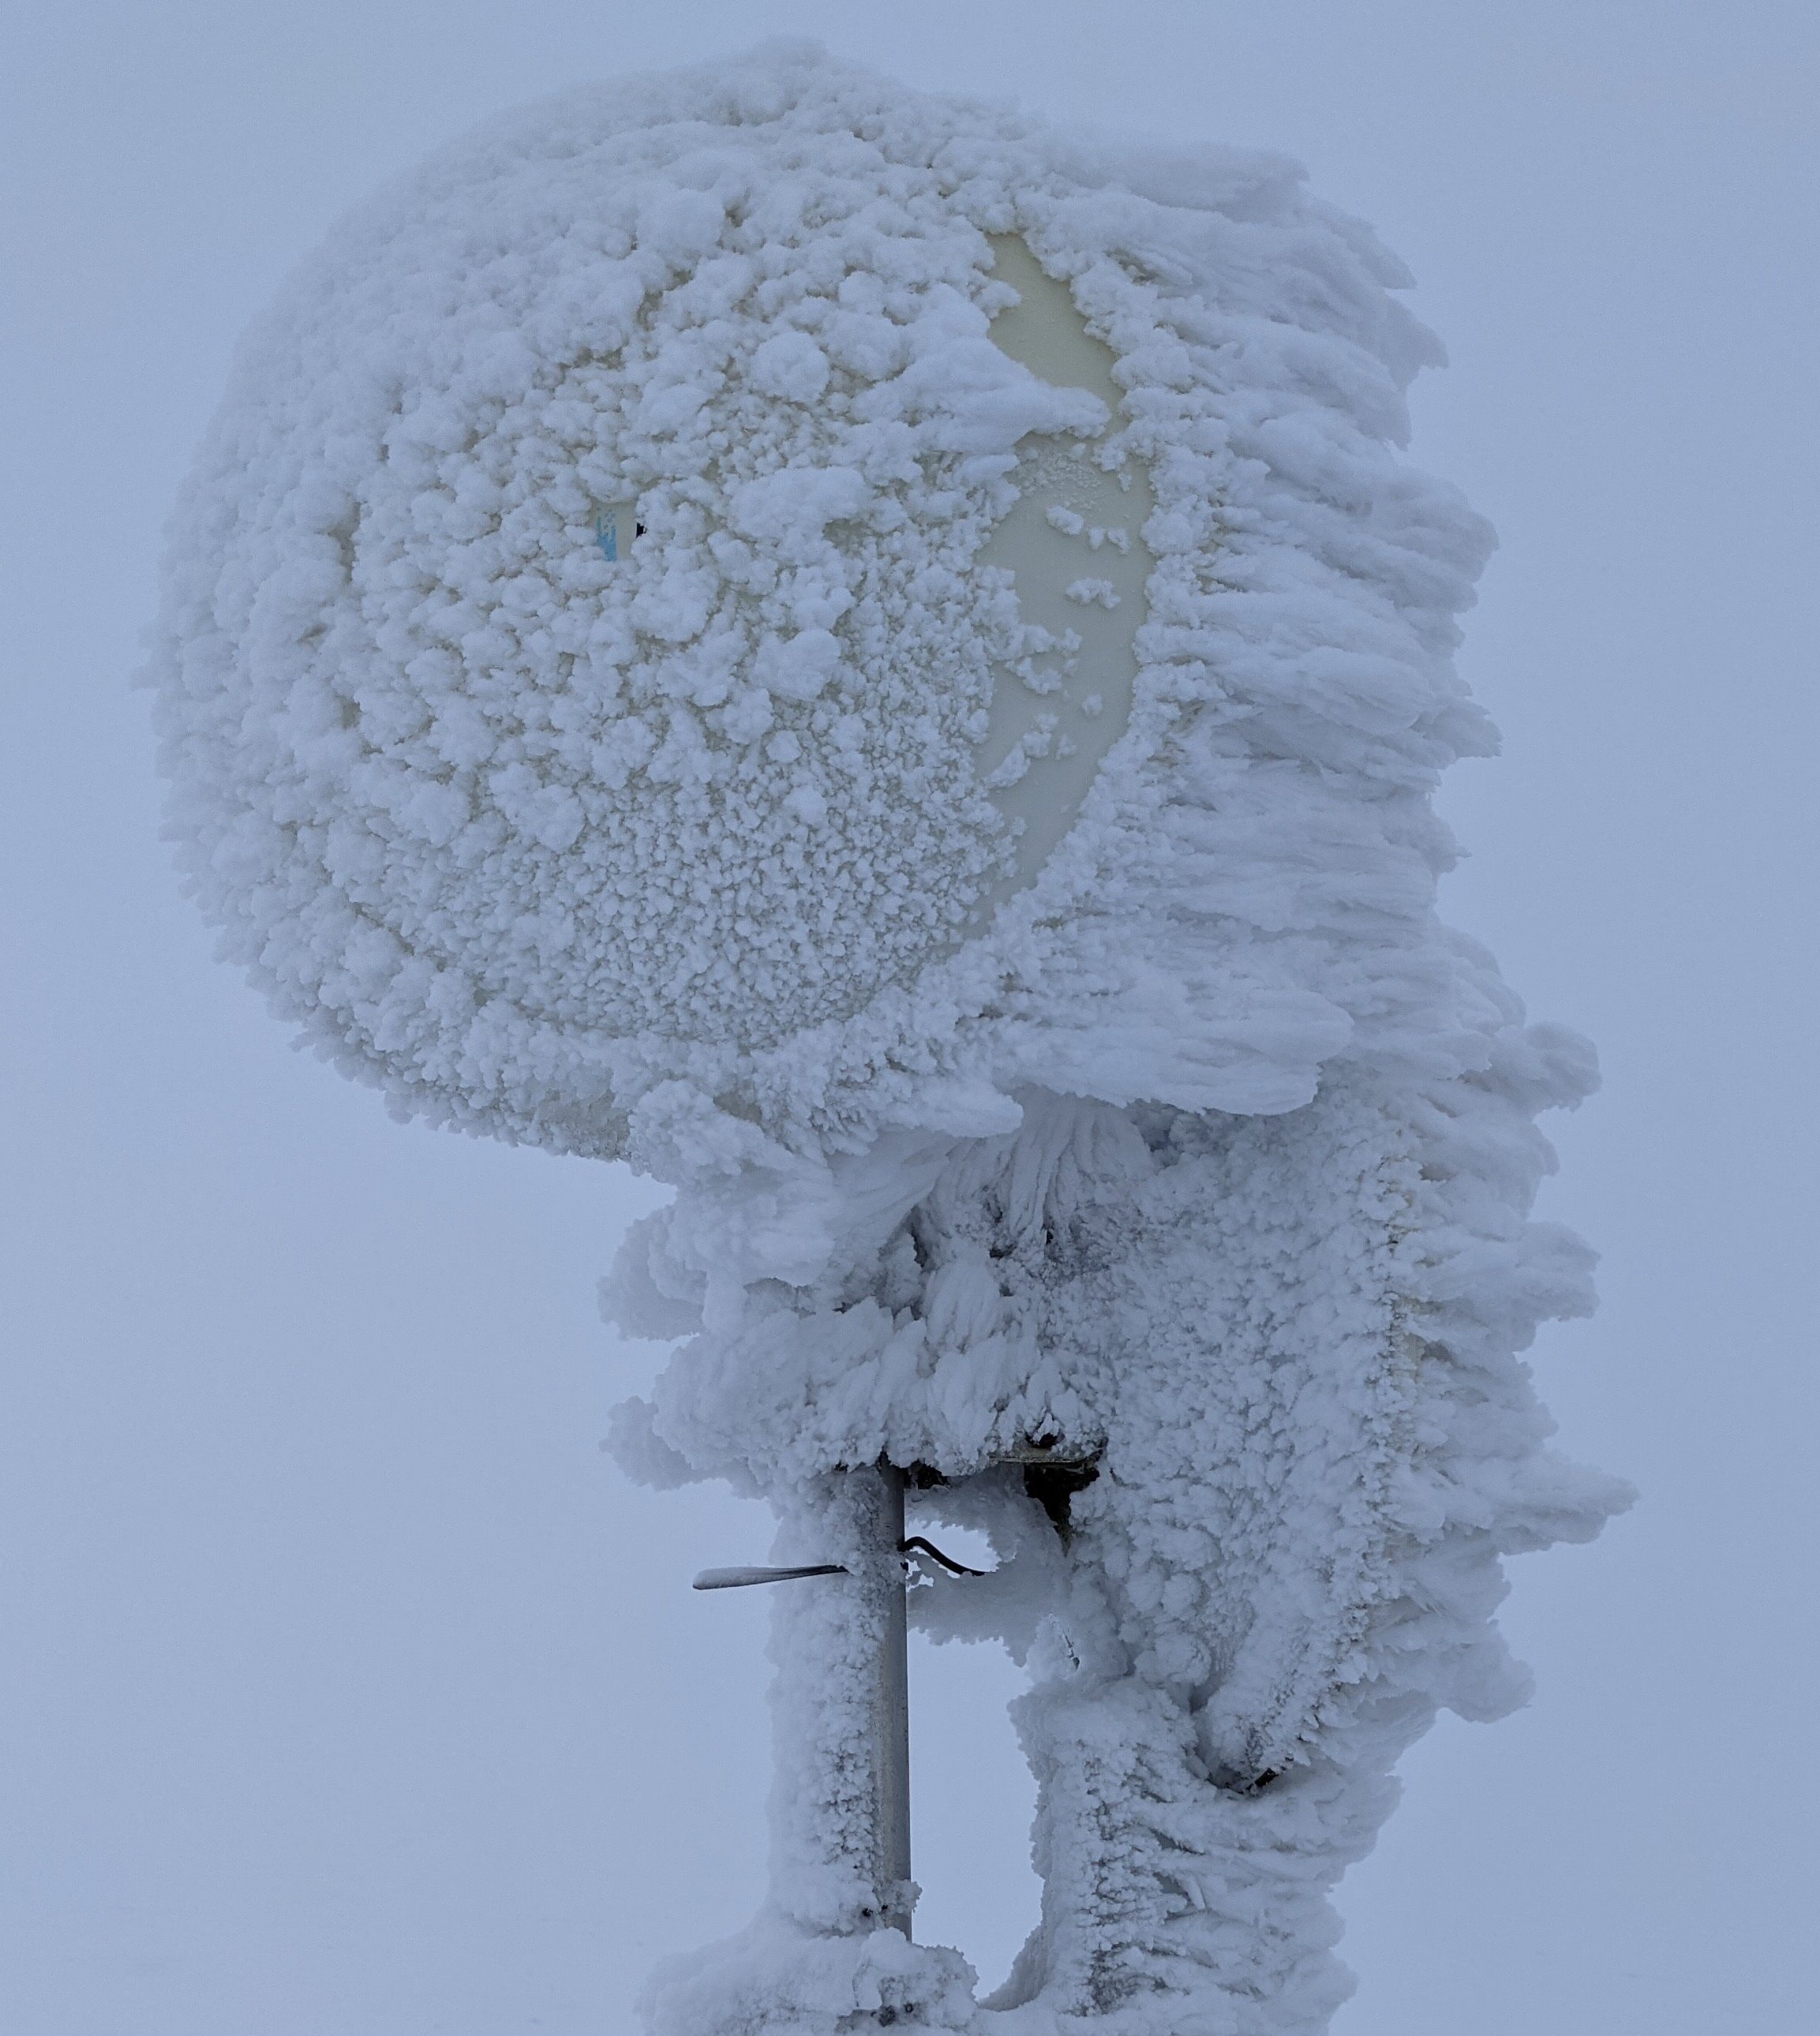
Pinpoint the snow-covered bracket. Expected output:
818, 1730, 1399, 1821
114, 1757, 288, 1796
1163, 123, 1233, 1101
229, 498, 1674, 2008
972, 235, 1154, 907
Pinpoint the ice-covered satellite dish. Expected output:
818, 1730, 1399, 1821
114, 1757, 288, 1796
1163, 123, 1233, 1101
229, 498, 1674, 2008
149, 77, 1188, 1155
150, 45, 1627, 2036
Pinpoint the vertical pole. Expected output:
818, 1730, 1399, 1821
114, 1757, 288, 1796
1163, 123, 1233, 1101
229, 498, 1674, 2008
861, 1462, 913, 1938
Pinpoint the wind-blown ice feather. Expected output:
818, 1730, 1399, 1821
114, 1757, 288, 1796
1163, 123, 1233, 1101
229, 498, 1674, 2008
149, 42, 1627, 2034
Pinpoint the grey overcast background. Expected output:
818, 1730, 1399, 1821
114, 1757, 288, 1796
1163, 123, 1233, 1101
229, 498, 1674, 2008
3, 4, 1814, 2032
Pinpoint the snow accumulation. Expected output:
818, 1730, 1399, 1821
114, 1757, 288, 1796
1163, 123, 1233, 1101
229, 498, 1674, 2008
149, 39, 1629, 2035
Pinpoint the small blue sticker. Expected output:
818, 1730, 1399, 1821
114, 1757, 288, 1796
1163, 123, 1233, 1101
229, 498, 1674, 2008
591, 500, 642, 562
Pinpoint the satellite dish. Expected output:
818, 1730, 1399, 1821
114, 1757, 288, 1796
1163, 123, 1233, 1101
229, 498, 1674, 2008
151, 133, 1192, 1152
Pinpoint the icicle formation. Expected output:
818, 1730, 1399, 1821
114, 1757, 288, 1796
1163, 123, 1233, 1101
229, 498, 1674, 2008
148, 43, 1628, 2034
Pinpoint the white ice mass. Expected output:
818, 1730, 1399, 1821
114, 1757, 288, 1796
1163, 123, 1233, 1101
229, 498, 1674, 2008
148, 42, 1630, 2034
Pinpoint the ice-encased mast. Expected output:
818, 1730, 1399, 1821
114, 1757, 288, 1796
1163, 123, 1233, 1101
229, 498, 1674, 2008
148, 45, 1628, 2035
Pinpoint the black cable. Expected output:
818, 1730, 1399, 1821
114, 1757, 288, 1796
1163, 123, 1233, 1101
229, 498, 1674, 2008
899, 1536, 986, 1578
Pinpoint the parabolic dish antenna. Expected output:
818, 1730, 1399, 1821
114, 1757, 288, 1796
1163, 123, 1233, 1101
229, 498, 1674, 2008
152, 113, 1187, 1155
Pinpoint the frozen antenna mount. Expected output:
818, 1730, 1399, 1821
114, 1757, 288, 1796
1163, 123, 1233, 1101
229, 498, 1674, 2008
151, 43, 1630, 2036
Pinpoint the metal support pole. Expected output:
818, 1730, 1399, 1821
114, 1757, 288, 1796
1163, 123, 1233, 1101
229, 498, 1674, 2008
693, 1462, 919, 1940
859, 1462, 913, 1938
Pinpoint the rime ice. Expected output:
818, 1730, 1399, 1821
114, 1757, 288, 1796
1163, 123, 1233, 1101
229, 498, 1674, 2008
149, 42, 1628, 2035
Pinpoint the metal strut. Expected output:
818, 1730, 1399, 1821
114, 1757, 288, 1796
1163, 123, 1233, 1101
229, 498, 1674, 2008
694, 1463, 955, 1940
864, 1463, 914, 1939
691, 1563, 848, 1589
